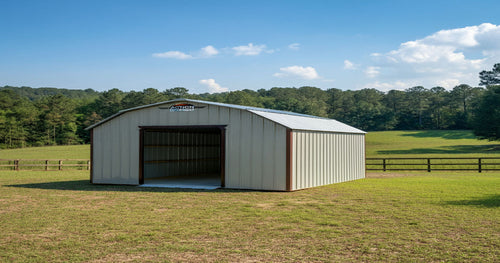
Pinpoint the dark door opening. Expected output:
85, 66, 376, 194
139, 126, 225, 189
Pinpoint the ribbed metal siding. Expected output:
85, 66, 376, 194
292, 131, 365, 190
92, 102, 287, 190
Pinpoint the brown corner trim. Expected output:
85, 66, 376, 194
286, 129, 293, 191
139, 128, 144, 185
90, 129, 94, 184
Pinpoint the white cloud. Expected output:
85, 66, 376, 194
153, 45, 218, 59
426, 23, 499, 48
436, 78, 460, 88
200, 45, 219, 57
366, 23, 500, 89
232, 43, 269, 56
363, 81, 411, 92
152, 51, 193, 60
153, 43, 278, 59
199, 79, 228, 94
273, 65, 320, 80
364, 66, 380, 78
344, 60, 356, 70
288, 43, 300, 50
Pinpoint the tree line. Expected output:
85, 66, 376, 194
1, 64, 499, 148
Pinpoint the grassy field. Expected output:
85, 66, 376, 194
0, 170, 498, 262
366, 130, 500, 158
0, 130, 498, 160
0, 145, 90, 160
0, 130, 499, 261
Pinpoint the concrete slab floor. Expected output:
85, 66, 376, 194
139, 175, 221, 190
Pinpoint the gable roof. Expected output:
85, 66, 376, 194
86, 98, 365, 134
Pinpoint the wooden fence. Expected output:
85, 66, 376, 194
0, 159, 90, 171
366, 157, 500, 172
3, 157, 499, 172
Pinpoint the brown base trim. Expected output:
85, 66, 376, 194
286, 129, 293, 191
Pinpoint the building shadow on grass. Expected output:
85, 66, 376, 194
444, 195, 500, 208
401, 130, 476, 139
6, 180, 251, 193
377, 144, 500, 155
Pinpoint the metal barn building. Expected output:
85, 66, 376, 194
86, 99, 366, 191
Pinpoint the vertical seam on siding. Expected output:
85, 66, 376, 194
261, 118, 265, 189
286, 129, 293, 191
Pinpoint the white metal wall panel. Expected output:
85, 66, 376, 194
92, 101, 288, 190
225, 108, 240, 188
93, 119, 137, 185
251, 115, 263, 189
262, 119, 275, 189
238, 111, 252, 188
273, 125, 287, 190
292, 131, 365, 190
92, 125, 103, 183
118, 115, 129, 182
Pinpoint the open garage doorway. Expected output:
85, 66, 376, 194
139, 126, 225, 189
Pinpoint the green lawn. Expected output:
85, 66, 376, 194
0, 130, 498, 160
0, 171, 498, 262
0, 131, 500, 159
367, 130, 500, 158
0, 145, 90, 160
0, 130, 499, 261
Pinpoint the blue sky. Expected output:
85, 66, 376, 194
1, 0, 499, 93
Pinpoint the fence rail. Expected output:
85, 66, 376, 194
3, 157, 499, 172
366, 157, 500, 172
0, 159, 90, 171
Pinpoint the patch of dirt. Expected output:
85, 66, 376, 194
255, 203, 274, 209
91, 253, 158, 263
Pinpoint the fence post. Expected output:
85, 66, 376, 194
59, 160, 63, 170
478, 158, 482, 173
45, 160, 49, 171
427, 158, 431, 172
87, 160, 90, 170
383, 159, 386, 172
15, 160, 19, 171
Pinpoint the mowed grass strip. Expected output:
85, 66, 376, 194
0, 145, 90, 160
1, 130, 498, 161
366, 157, 500, 171
0, 171, 498, 262
367, 130, 500, 158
